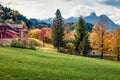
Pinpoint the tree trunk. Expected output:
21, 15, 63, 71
43, 39, 45, 47
117, 55, 120, 61
57, 47, 60, 52
100, 49, 103, 59
43, 42, 45, 47
101, 53, 103, 59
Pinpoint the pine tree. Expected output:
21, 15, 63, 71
52, 9, 64, 51
74, 16, 90, 55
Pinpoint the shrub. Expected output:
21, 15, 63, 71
58, 47, 65, 53
20, 38, 29, 48
29, 38, 43, 46
0, 44, 10, 47
0, 40, 10, 47
11, 39, 21, 48
29, 40, 36, 50
10, 38, 36, 50
66, 43, 75, 55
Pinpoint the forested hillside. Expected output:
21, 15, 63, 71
0, 4, 32, 28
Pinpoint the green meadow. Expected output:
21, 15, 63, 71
0, 47, 120, 80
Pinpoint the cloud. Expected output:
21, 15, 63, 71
1, 0, 120, 24
71, 5, 94, 17
64, 0, 72, 2
1, 0, 23, 6
100, 0, 120, 8
4, 2, 20, 6
70, 1, 120, 24
0, 1, 2, 4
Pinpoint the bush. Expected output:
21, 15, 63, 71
11, 39, 21, 48
0, 40, 10, 47
58, 47, 65, 53
0, 44, 10, 47
66, 43, 75, 55
29, 38, 43, 46
10, 38, 36, 50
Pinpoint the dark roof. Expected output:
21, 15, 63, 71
0, 23, 23, 28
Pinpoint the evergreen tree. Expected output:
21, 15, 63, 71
52, 9, 64, 51
79, 35, 91, 56
74, 16, 90, 55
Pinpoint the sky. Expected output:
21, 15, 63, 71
0, 0, 120, 24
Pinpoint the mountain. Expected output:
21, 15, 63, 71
84, 12, 119, 31
30, 18, 51, 28
38, 18, 53, 24
38, 12, 119, 31
84, 12, 98, 24
37, 17, 78, 24
64, 17, 78, 23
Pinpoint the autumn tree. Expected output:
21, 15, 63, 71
104, 31, 112, 54
74, 16, 90, 56
112, 28, 120, 60
28, 29, 40, 39
52, 9, 64, 51
64, 30, 75, 40
92, 19, 107, 59
89, 26, 99, 50
89, 26, 112, 55
39, 28, 52, 46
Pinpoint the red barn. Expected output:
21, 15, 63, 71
0, 23, 25, 39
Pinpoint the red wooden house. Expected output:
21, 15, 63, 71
0, 23, 25, 39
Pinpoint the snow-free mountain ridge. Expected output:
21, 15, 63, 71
37, 12, 120, 31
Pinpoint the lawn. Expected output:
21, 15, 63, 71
0, 47, 120, 80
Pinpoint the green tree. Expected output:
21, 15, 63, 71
52, 9, 64, 51
74, 16, 90, 56
79, 36, 90, 56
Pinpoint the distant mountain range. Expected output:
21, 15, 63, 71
37, 12, 120, 31
84, 12, 119, 31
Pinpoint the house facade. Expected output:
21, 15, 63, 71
0, 23, 25, 39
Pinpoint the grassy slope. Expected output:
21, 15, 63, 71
0, 47, 120, 80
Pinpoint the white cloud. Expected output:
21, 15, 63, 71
0, 0, 120, 24
70, 1, 120, 24
71, 5, 95, 17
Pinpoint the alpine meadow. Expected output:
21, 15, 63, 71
0, 0, 120, 80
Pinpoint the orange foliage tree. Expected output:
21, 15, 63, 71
89, 21, 112, 59
64, 30, 75, 40
112, 28, 120, 60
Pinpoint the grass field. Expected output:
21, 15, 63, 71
0, 47, 120, 80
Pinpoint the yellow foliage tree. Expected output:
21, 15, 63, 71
28, 29, 40, 39
64, 30, 75, 40
112, 28, 120, 60
89, 23, 112, 58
